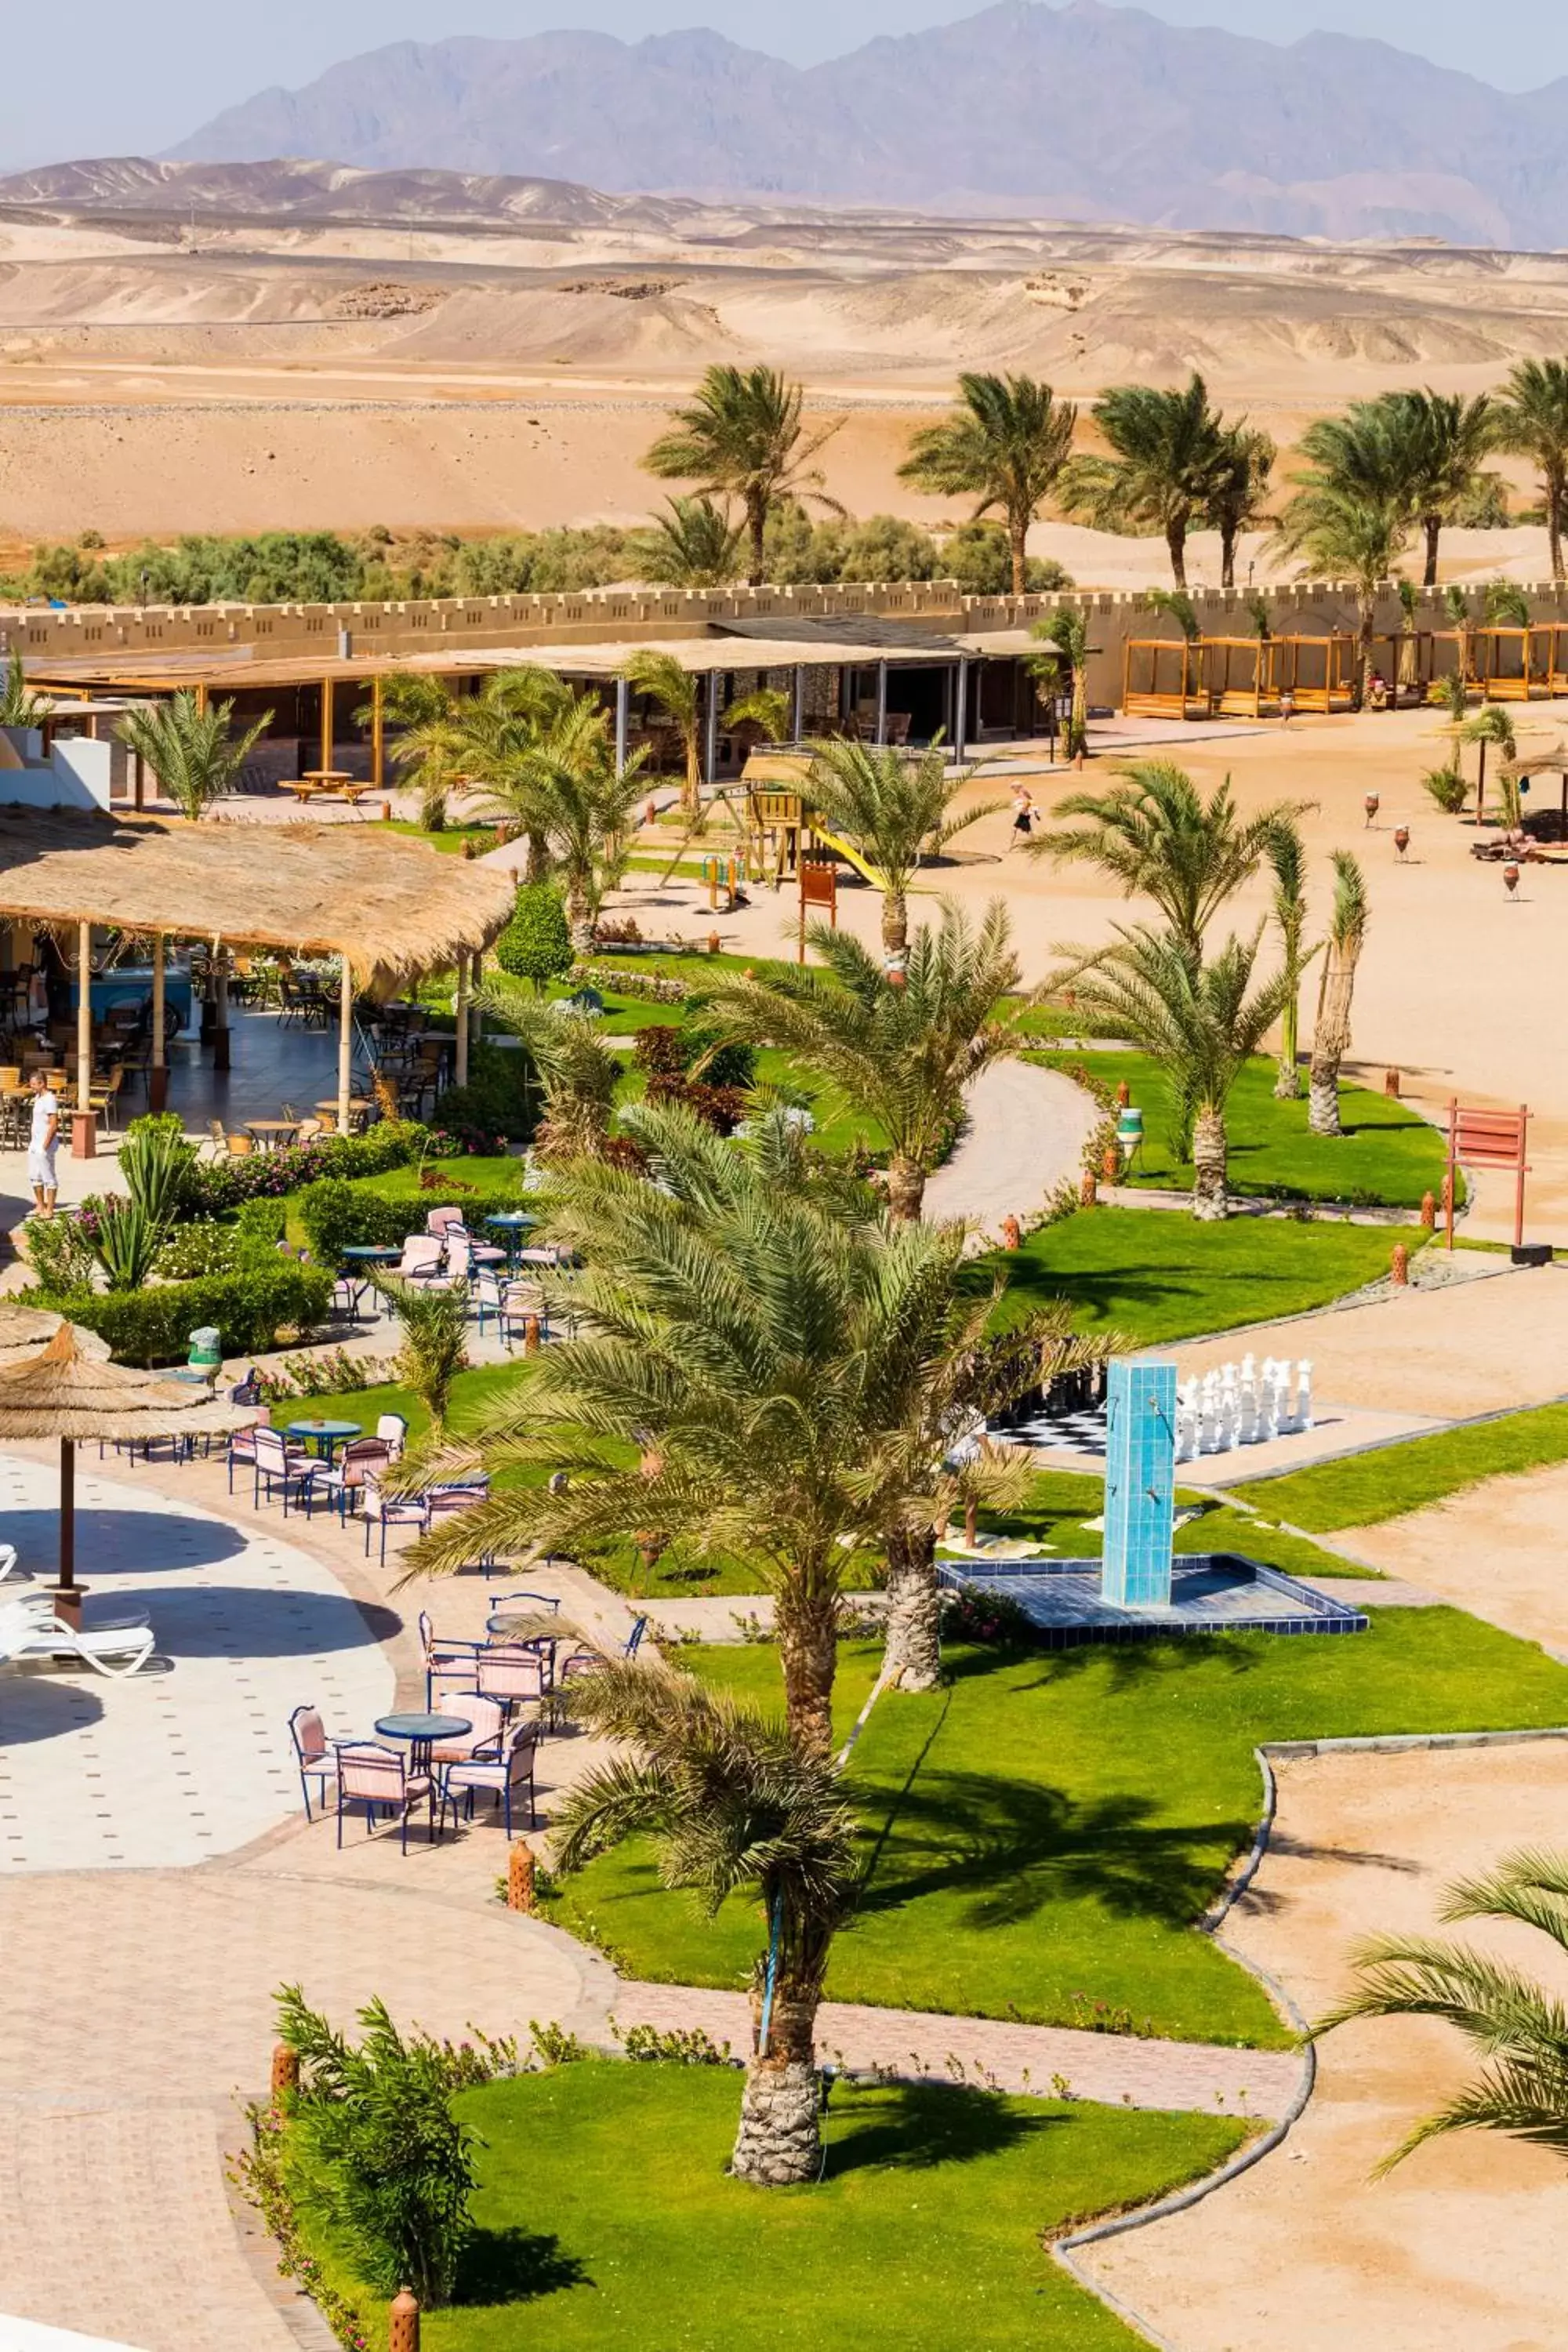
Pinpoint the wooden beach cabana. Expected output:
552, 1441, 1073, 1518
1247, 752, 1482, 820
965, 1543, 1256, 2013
0, 808, 514, 1134
1203, 637, 1280, 718
1473, 627, 1552, 702
1122, 639, 1209, 720
1274, 633, 1357, 713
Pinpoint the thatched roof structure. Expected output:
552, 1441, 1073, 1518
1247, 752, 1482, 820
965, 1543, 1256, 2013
0, 807, 514, 981
0, 1321, 255, 1441
0, 1305, 108, 1364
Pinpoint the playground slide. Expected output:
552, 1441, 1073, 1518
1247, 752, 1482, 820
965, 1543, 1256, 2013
806, 823, 884, 887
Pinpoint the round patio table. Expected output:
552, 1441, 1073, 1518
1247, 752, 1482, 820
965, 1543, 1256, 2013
245, 1120, 300, 1151
376, 1711, 471, 1775
483, 1210, 538, 1267
340, 1243, 402, 1310
288, 1417, 361, 1463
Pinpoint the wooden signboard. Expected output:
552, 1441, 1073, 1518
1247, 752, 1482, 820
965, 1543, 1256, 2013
798, 858, 837, 962
1446, 1100, 1530, 1250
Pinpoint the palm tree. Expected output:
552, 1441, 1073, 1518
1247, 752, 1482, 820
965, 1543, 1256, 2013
803, 739, 1004, 960
619, 651, 787, 822
1027, 608, 1091, 758
1028, 760, 1308, 955
633, 495, 746, 589
469, 699, 645, 949
1442, 582, 1475, 699
1395, 577, 1420, 699
1458, 703, 1518, 825
1308, 851, 1370, 1138
374, 1276, 469, 1442
871, 1304, 1108, 1692
368, 673, 471, 833
441, 667, 584, 869
1272, 480, 1408, 709
481, 987, 622, 1162
406, 1104, 999, 1749
1379, 390, 1497, 586
556, 1658, 859, 2183
1265, 818, 1319, 1101
1065, 373, 1227, 589
1207, 423, 1276, 590
898, 373, 1077, 596
1051, 925, 1289, 1219
116, 691, 271, 823
708, 899, 1022, 1221
0, 652, 49, 729
643, 365, 842, 586
1494, 359, 1568, 582
1308, 1846, 1568, 2176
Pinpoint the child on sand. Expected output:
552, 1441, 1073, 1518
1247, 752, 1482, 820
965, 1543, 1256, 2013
1008, 784, 1036, 849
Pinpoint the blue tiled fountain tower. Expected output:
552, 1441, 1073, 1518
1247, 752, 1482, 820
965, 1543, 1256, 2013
1102, 1359, 1177, 1607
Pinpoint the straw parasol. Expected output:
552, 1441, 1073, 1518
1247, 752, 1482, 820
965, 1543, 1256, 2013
0, 1304, 109, 1363
0, 1323, 258, 1622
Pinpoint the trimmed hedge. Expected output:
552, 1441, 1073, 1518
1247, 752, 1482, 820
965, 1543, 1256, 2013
31, 1263, 335, 1367
298, 1179, 437, 1266
180, 1122, 458, 1215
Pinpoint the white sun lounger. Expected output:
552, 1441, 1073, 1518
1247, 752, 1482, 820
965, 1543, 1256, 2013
1, 1595, 155, 1679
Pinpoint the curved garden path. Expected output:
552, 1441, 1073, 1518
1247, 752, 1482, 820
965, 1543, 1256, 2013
922, 1058, 1098, 1237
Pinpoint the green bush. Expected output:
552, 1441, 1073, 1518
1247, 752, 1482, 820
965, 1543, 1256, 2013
155, 1219, 243, 1280
235, 1196, 289, 1249
274, 1988, 480, 2309
182, 1121, 434, 1216
298, 1179, 430, 1267
1422, 766, 1470, 814
495, 884, 575, 991
432, 1041, 537, 1146
32, 1263, 334, 1365
20, 1211, 97, 1294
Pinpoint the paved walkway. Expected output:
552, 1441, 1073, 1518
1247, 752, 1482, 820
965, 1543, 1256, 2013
0, 1454, 392, 1871
921, 1057, 1098, 1237
615, 1982, 1301, 2120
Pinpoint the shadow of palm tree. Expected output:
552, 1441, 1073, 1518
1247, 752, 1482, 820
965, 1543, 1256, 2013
457, 2224, 590, 2307
823, 2078, 1062, 2177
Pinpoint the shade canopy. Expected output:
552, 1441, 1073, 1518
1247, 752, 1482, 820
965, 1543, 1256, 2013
0, 1321, 255, 1443
0, 806, 514, 982
0, 1305, 109, 1364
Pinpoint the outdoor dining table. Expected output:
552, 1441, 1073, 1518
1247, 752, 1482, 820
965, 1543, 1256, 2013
316, 1098, 373, 1134
375, 1711, 471, 1782
288, 1417, 361, 1463
484, 1210, 538, 1265
246, 1119, 301, 1151
339, 1243, 402, 1309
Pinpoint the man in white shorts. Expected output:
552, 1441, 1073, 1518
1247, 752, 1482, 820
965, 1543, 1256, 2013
27, 1070, 60, 1218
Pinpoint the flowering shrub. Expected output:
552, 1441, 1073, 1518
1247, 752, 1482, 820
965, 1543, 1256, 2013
573, 961, 690, 1005
939, 1584, 1035, 1645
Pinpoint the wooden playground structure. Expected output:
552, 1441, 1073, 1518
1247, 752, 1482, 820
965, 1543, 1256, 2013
737, 750, 888, 890
1122, 633, 1357, 720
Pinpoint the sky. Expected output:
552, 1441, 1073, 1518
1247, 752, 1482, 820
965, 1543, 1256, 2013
0, 0, 1562, 169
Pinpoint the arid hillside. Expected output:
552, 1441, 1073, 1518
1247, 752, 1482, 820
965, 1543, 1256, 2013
0, 160, 1563, 579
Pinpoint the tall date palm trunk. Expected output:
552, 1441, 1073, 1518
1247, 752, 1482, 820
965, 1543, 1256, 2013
881, 1521, 942, 1693
731, 1983, 823, 2184
775, 1586, 839, 1758
1192, 1105, 1229, 1221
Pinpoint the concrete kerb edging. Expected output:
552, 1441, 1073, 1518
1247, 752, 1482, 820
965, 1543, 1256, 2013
1052, 1723, 1568, 2346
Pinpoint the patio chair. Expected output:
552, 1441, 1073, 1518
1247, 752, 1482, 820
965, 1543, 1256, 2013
547, 1648, 603, 1731
289, 1703, 338, 1822
303, 1436, 391, 1523
495, 1590, 561, 1616
430, 1690, 506, 1768
252, 1426, 311, 1515
442, 1719, 539, 1839
333, 1741, 434, 1852
227, 1423, 261, 1491
376, 1412, 408, 1460
426, 1206, 466, 1239
418, 1610, 484, 1708
362, 1481, 430, 1563
500, 1280, 550, 1350
474, 1268, 506, 1338
476, 1644, 546, 1718
397, 1235, 448, 1286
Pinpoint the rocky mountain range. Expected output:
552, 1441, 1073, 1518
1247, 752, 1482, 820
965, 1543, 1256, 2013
160, 0, 1568, 249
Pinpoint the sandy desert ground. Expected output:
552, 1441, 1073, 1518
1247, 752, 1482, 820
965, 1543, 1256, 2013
1, 174, 1567, 567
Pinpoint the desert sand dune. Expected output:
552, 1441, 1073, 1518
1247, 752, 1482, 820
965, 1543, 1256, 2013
0, 176, 1566, 552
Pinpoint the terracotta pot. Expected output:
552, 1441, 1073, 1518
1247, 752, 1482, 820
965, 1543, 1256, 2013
1391, 1243, 1410, 1287
1116, 1079, 1131, 1108
1504, 862, 1521, 896
1000, 1214, 1022, 1252
1420, 1189, 1436, 1229
1364, 793, 1381, 826
1394, 825, 1410, 856
1101, 1143, 1121, 1182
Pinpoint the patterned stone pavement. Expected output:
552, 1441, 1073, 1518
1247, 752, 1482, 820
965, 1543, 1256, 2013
0, 1440, 1308, 2350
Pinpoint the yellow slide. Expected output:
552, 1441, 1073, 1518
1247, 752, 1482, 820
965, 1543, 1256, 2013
804, 821, 884, 887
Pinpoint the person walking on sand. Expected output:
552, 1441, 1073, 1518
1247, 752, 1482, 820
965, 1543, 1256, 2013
1008, 783, 1036, 851
27, 1069, 60, 1218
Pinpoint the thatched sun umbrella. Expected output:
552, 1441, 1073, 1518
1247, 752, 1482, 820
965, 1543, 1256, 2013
0, 1323, 258, 1623
0, 1304, 108, 1364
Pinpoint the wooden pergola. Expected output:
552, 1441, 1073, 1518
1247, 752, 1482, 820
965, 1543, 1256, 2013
1122, 639, 1210, 720
0, 808, 514, 1135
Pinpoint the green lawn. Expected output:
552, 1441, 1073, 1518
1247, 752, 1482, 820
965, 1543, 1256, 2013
303, 2061, 1245, 2352
1037, 1051, 1448, 1210
385, 818, 497, 857
546, 1614, 1568, 2048
979, 1207, 1404, 1347
1240, 1402, 1568, 1532
280, 1156, 530, 1250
